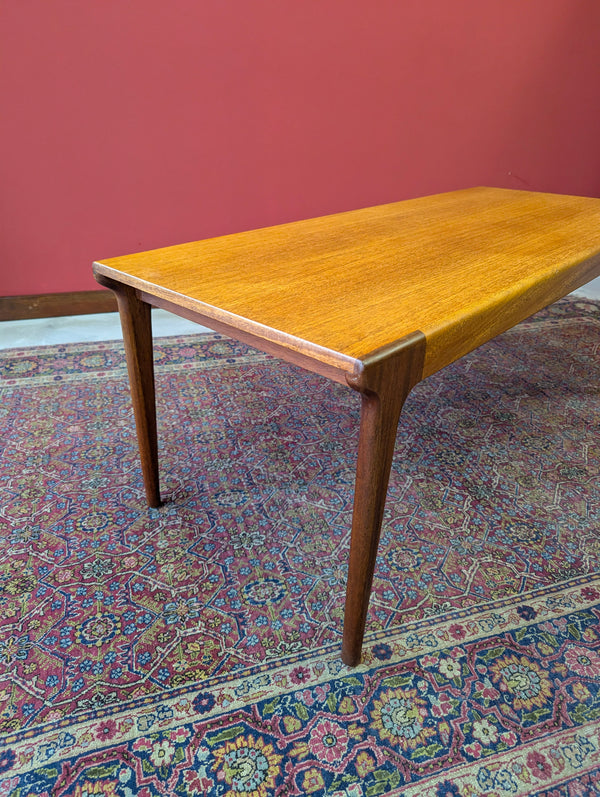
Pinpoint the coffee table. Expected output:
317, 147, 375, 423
93, 187, 600, 666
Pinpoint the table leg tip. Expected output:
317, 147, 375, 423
341, 648, 362, 668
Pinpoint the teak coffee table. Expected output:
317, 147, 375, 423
94, 187, 600, 666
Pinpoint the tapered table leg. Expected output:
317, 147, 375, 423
342, 333, 425, 666
96, 277, 161, 507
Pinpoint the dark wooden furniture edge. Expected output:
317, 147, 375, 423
0, 290, 117, 321
341, 333, 426, 664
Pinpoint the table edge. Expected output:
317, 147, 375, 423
93, 263, 377, 385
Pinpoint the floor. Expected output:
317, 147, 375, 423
0, 309, 210, 350
1, 281, 600, 350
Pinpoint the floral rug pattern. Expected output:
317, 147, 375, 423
1, 297, 600, 795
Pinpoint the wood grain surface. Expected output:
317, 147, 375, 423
93, 187, 600, 378
0, 290, 116, 321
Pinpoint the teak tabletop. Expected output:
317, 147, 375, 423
93, 187, 600, 665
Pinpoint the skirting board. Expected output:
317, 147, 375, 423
0, 290, 118, 321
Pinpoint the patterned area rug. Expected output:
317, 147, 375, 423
1, 296, 599, 796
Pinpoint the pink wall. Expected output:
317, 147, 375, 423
2, 0, 600, 296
